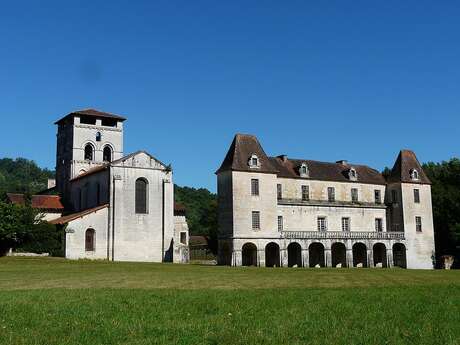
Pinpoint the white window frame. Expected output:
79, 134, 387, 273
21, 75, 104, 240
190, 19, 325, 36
251, 179, 259, 196
317, 217, 327, 231
342, 217, 350, 232
252, 211, 260, 230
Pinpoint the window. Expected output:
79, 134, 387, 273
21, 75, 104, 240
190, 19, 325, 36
348, 168, 358, 181
342, 217, 350, 232
299, 163, 309, 177
251, 179, 259, 196
317, 217, 327, 231
416, 216, 422, 232
85, 229, 95, 251
414, 189, 420, 203
374, 190, 382, 204
410, 169, 420, 181
252, 211, 260, 230
180, 232, 187, 244
328, 187, 335, 202
248, 154, 260, 168
135, 178, 148, 214
103, 146, 112, 162
84, 144, 94, 161
277, 184, 282, 199
96, 183, 101, 205
391, 190, 398, 203
375, 218, 383, 232
301, 185, 309, 201
351, 188, 359, 202
277, 216, 283, 232
96, 132, 102, 142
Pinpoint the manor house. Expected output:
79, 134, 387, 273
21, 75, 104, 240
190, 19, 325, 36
48, 109, 189, 263
216, 134, 435, 269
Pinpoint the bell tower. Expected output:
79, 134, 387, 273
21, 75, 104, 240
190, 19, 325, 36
55, 109, 126, 205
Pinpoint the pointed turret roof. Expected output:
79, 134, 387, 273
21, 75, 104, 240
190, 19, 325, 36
216, 134, 278, 174
387, 150, 431, 184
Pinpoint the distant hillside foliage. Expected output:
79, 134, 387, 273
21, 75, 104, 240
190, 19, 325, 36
0, 158, 54, 196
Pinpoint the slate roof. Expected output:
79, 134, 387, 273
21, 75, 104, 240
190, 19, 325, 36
270, 157, 387, 185
216, 134, 429, 185
387, 150, 431, 184
6, 193, 64, 211
49, 204, 109, 225
55, 108, 126, 125
216, 134, 278, 174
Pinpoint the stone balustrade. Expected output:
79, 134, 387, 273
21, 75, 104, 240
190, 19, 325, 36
281, 231, 405, 240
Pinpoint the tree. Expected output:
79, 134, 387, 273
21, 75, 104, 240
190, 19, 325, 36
423, 158, 460, 265
0, 201, 37, 255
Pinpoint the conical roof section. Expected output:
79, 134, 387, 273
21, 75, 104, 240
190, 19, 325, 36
216, 134, 278, 174
387, 150, 431, 184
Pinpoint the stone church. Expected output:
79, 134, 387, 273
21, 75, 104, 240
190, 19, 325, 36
48, 109, 189, 263
216, 134, 435, 269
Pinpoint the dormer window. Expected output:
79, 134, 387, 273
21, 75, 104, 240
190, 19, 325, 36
96, 132, 102, 142
410, 169, 419, 181
248, 154, 260, 169
299, 163, 309, 177
348, 167, 358, 181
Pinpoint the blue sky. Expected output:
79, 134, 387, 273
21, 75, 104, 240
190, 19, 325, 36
1, 1, 459, 191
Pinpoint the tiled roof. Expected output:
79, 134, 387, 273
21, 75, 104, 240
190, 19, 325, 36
270, 157, 387, 185
70, 165, 108, 182
49, 204, 109, 225
216, 134, 278, 174
55, 108, 126, 125
216, 134, 386, 185
6, 193, 64, 210
387, 150, 431, 184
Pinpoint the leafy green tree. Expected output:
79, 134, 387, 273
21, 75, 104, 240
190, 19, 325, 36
0, 201, 37, 255
423, 158, 460, 265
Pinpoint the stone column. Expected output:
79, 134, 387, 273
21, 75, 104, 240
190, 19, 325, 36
302, 249, 309, 268
325, 248, 331, 267
279, 248, 286, 267
232, 250, 242, 267
346, 248, 353, 268
387, 249, 393, 268
258, 249, 265, 267
367, 249, 374, 268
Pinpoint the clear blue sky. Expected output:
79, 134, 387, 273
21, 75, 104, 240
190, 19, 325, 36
1, 1, 459, 192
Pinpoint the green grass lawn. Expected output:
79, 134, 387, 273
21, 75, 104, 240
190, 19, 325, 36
0, 258, 459, 345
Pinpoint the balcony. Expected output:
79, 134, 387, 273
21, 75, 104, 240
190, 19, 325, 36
278, 198, 387, 209
281, 231, 405, 240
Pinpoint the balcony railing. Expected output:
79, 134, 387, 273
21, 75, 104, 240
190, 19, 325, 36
281, 231, 405, 240
278, 198, 387, 209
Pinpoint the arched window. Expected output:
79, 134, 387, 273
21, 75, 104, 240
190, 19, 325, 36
410, 169, 419, 180
103, 146, 112, 162
135, 178, 148, 214
348, 167, 358, 181
96, 132, 102, 142
84, 144, 94, 161
85, 229, 95, 252
299, 163, 309, 177
248, 154, 260, 168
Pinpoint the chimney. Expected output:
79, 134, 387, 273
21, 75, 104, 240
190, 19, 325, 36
278, 155, 288, 162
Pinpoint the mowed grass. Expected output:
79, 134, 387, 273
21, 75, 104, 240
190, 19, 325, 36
0, 258, 459, 345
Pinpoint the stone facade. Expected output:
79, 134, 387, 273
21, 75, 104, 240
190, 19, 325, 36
216, 134, 435, 269
52, 109, 189, 263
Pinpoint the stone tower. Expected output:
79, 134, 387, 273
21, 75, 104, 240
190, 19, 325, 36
386, 150, 435, 269
55, 109, 126, 206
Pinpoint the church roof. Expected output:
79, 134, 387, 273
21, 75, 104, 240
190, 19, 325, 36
49, 204, 109, 225
216, 134, 386, 185
70, 151, 169, 182
54, 108, 126, 125
387, 150, 431, 184
6, 193, 64, 211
